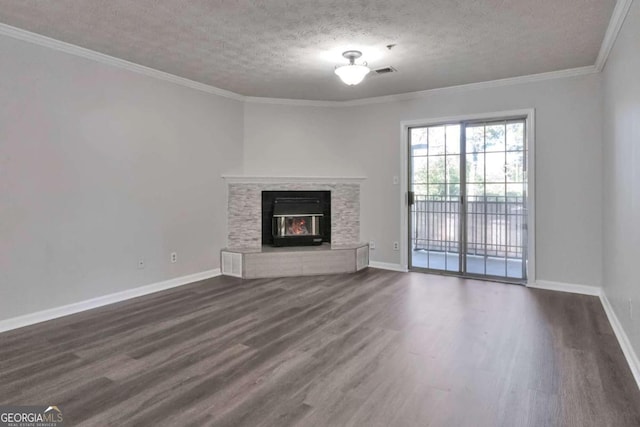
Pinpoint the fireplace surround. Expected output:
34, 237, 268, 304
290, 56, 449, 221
224, 176, 363, 250
221, 176, 368, 279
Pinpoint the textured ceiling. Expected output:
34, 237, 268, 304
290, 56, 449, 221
0, 0, 616, 101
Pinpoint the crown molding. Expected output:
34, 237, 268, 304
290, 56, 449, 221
0, 1, 626, 108
337, 66, 598, 107
221, 175, 366, 184
595, 0, 634, 72
243, 96, 339, 107
0, 23, 244, 101
243, 66, 598, 108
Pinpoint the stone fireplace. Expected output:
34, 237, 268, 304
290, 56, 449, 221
225, 176, 363, 250
221, 176, 368, 278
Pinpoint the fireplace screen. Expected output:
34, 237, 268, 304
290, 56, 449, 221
273, 215, 322, 237
270, 196, 325, 246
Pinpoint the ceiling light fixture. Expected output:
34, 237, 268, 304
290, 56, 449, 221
334, 50, 370, 86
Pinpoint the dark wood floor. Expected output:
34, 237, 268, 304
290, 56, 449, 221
1, 269, 639, 426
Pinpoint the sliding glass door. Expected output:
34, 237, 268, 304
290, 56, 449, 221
408, 118, 528, 282
408, 124, 462, 273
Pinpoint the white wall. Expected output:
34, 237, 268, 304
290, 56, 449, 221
243, 103, 356, 176
244, 74, 604, 287
602, 0, 640, 357
0, 24, 608, 323
0, 35, 243, 320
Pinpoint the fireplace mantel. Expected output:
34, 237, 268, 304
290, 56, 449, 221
221, 175, 366, 184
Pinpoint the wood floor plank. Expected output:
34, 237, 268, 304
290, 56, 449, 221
1, 269, 639, 426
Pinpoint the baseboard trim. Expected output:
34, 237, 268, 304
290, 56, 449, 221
0, 269, 221, 333
528, 279, 639, 390
600, 293, 640, 390
369, 261, 408, 273
528, 280, 602, 296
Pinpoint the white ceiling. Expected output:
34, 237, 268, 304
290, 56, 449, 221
0, 0, 616, 101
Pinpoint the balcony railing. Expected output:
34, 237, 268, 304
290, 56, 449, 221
411, 195, 526, 259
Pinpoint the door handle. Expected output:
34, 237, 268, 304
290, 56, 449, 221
408, 191, 415, 206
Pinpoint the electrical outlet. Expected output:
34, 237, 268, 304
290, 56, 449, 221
369, 240, 376, 250
170, 252, 178, 263
393, 176, 399, 185
137, 258, 145, 269
393, 241, 400, 251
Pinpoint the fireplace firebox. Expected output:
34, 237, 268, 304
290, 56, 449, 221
262, 191, 330, 246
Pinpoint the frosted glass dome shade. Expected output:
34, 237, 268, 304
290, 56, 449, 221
334, 63, 370, 85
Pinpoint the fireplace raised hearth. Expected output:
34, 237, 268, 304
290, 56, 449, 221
262, 191, 331, 247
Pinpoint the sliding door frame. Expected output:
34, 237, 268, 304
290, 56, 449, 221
400, 109, 536, 285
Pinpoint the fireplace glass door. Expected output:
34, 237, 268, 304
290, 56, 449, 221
273, 215, 322, 237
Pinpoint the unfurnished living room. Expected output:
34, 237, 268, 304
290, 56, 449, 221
1, 0, 639, 426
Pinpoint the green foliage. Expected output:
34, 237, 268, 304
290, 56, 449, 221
414, 156, 459, 197
412, 122, 526, 199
